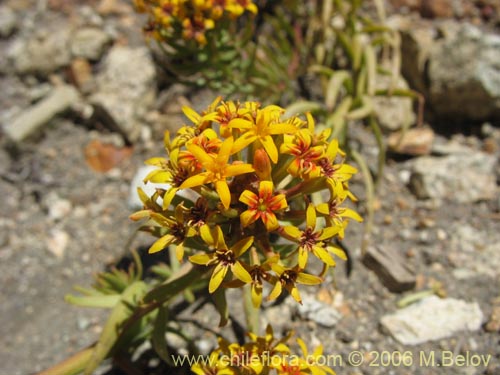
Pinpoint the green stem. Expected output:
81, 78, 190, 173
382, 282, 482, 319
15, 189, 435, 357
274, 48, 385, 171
36, 347, 94, 375
350, 150, 374, 256
243, 284, 260, 334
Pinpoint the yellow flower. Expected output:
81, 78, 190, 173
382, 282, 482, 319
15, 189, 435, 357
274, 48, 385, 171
147, 205, 196, 261
142, 147, 194, 209
280, 128, 324, 178
268, 264, 322, 304
296, 338, 336, 375
281, 204, 340, 268
191, 349, 229, 375
214, 100, 253, 138
189, 225, 253, 293
240, 181, 288, 231
247, 324, 291, 357
225, 255, 279, 307
316, 183, 363, 239
179, 137, 255, 209
318, 139, 358, 192
230, 105, 298, 163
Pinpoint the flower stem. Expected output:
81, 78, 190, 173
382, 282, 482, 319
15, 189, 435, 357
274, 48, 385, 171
243, 284, 259, 334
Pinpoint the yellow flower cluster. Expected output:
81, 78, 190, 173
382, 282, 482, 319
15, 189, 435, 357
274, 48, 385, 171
192, 325, 335, 375
134, 0, 257, 45
131, 98, 362, 306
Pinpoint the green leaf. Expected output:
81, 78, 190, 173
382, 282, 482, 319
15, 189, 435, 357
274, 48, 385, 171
65, 294, 121, 308
144, 264, 205, 304
212, 288, 229, 327
284, 101, 324, 119
84, 281, 147, 375
325, 70, 351, 111
152, 305, 171, 364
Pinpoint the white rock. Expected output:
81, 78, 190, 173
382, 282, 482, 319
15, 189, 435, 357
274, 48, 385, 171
3, 85, 80, 142
91, 46, 156, 143
48, 198, 73, 221
372, 73, 416, 131
0, 6, 17, 37
297, 295, 342, 328
409, 150, 497, 203
46, 229, 69, 259
8, 28, 72, 75
71, 27, 111, 61
381, 296, 483, 345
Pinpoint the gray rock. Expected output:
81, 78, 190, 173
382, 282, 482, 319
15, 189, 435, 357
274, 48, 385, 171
0, 6, 17, 38
91, 46, 156, 143
428, 23, 500, 121
3, 85, 80, 142
448, 223, 500, 278
397, 19, 437, 95
373, 73, 416, 131
409, 149, 497, 203
362, 246, 416, 292
296, 295, 342, 328
71, 27, 111, 61
8, 28, 72, 76
381, 296, 483, 345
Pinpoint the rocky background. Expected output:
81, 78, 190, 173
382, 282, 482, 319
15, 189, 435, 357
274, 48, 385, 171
0, 0, 499, 374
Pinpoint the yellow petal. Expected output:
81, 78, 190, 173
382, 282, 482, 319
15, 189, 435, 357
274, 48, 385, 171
318, 226, 340, 240
267, 281, 282, 301
216, 137, 234, 165
232, 133, 257, 154
225, 163, 255, 177
297, 338, 308, 357
283, 226, 302, 240
259, 180, 274, 197
162, 187, 178, 210
251, 284, 263, 308
260, 135, 278, 163
316, 202, 330, 216
232, 261, 252, 283
215, 180, 231, 209
200, 224, 215, 245
327, 246, 347, 261
341, 208, 363, 222
306, 203, 317, 229
189, 252, 213, 265
262, 212, 279, 231
239, 190, 258, 206
231, 236, 254, 257
144, 157, 167, 167
228, 118, 253, 129
213, 225, 227, 249
144, 169, 171, 183
240, 209, 258, 227
175, 242, 184, 262
296, 272, 322, 285
298, 248, 308, 269
179, 172, 211, 189
149, 234, 176, 254
268, 123, 298, 135
209, 263, 228, 293
289, 285, 302, 304
129, 209, 151, 222
182, 105, 201, 124
269, 194, 287, 210
186, 143, 213, 166
313, 246, 335, 266
326, 139, 339, 160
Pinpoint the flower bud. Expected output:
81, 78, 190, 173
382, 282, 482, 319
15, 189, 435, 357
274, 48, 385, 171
253, 149, 271, 181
